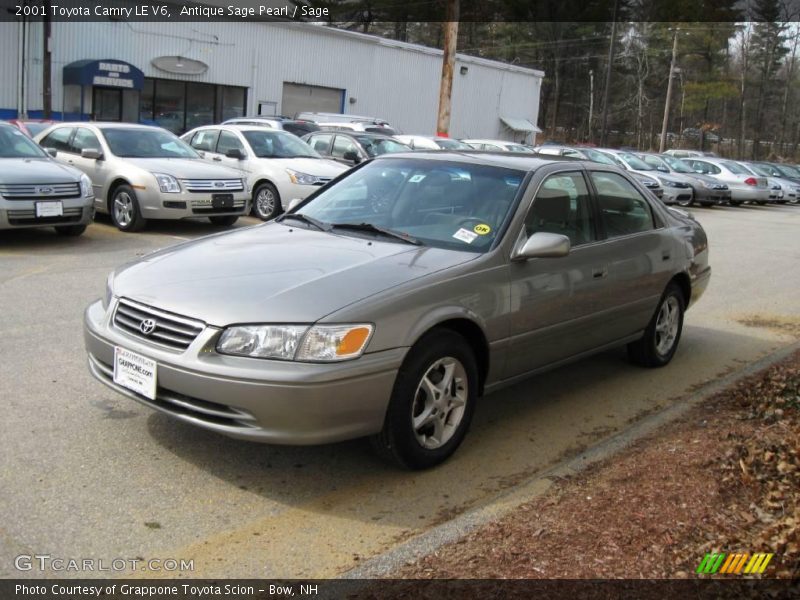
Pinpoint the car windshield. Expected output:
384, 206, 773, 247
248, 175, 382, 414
23, 122, 51, 136
749, 164, 774, 177
354, 136, 409, 157
293, 158, 525, 253
774, 163, 800, 178
661, 156, 694, 173
618, 152, 653, 170
242, 130, 320, 158
722, 161, 754, 175
435, 139, 471, 150
0, 126, 48, 158
103, 128, 199, 159
583, 149, 618, 166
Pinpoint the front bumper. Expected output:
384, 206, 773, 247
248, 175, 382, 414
661, 187, 693, 205
0, 196, 94, 230
83, 299, 404, 444
97, 189, 250, 220
694, 189, 731, 205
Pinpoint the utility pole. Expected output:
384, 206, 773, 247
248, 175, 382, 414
588, 69, 594, 143
659, 28, 680, 153
42, 0, 52, 118
436, 0, 459, 136
599, 0, 619, 146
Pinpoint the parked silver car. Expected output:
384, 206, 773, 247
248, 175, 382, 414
682, 157, 771, 206
637, 153, 731, 207
35, 123, 250, 231
0, 122, 94, 235
600, 149, 693, 205
84, 153, 710, 469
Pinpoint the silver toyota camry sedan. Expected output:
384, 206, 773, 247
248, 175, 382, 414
84, 153, 711, 469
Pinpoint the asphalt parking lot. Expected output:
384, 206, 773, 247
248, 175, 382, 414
1, 204, 799, 579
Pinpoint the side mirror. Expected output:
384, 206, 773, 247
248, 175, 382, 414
225, 148, 245, 160
45, 148, 58, 158
81, 148, 103, 160
343, 150, 360, 164
512, 232, 571, 261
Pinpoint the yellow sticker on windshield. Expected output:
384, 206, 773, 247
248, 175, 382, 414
473, 224, 491, 235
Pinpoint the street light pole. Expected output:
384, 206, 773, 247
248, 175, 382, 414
659, 28, 680, 153
588, 69, 594, 143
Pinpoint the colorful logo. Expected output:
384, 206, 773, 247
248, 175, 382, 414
696, 552, 773, 575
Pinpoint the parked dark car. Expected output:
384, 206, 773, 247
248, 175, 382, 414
302, 130, 410, 166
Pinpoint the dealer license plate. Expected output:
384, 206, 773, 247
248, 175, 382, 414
35, 201, 63, 217
113, 346, 157, 400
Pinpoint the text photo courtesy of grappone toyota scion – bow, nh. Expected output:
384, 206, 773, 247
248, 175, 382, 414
1, 0, 799, 598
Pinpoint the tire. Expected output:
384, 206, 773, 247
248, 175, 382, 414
756, 201, 768, 206
627, 282, 685, 368
370, 330, 478, 470
789, 196, 799, 205
252, 182, 281, 221
54, 224, 87, 237
110, 184, 146, 232
677, 198, 692, 207
208, 215, 239, 226
729, 199, 743, 206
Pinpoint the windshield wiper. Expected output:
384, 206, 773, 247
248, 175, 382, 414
329, 222, 421, 245
276, 212, 331, 231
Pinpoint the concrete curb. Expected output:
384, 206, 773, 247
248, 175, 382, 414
342, 340, 800, 579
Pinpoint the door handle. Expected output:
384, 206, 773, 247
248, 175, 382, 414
592, 267, 608, 279
662, 251, 671, 261
212, 157, 222, 162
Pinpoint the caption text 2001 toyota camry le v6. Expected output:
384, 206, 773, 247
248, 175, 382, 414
84, 153, 711, 469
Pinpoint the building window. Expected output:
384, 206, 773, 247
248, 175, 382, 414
138, 78, 247, 134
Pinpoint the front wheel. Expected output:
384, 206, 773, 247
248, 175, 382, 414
253, 182, 281, 221
371, 330, 478, 469
209, 215, 239, 227
627, 282, 685, 368
110, 185, 146, 232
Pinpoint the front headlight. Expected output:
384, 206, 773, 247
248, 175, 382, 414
80, 173, 93, 197
152, 173, 181, 193
102, 272, 115, 310
286, 169, 319, 186
660, 179, 679, 188
216, 323, 373, 362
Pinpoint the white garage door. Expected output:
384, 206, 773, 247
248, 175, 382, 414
281, 83, 344, 118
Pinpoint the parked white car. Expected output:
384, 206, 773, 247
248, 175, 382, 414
461, 139, 534, 152
296, 112, 398, 136
182, 125, 347, 220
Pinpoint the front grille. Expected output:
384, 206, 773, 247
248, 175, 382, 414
113, 298, 204, 351
180, 179, 244, 193
88, 354, 257, 429
189, 198, 247, 209
7, 206, 84, 225
0, 182, 80, 200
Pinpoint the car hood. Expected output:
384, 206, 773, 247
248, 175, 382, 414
0, 157, 82, 183
253, 157, 347, 176
112, 224, 477, 326
123, 158, 242, 179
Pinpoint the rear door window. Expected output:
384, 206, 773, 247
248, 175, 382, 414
589, 171, 655, 238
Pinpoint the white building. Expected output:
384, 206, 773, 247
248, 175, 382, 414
1, 18, 542, 142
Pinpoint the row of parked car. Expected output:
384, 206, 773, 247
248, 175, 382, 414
3, 111, 797, 238
534, 145, 800, 208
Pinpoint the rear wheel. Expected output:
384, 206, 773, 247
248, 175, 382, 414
110, 185, 146, 232
371, 330, 478, 470
209, 215, 239, 226
54, 224, 87, 237
627, 282, 685, 368
253, 182, 281, 221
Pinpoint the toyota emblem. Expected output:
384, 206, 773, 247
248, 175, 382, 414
139, 318, 157, 335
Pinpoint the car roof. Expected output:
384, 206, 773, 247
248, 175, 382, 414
373, 150, 598, 172
313, 129, 398, 140
45, 122, 160, 131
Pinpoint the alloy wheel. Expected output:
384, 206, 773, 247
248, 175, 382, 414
411, 357, 468, 450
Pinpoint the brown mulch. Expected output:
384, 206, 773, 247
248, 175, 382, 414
393, 351, 800, 580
